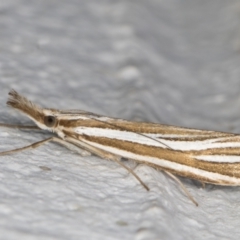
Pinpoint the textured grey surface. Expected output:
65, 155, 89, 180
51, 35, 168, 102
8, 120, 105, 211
1, 0, 240, 239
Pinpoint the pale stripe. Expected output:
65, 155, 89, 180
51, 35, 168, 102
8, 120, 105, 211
148, 133, 213, 138
74, 127, 167, 148
81, 139, 240, 185
74, 127, 240, 151
58, 115, 90, 120
158, 138, 240, 151
194, 155, 240, 163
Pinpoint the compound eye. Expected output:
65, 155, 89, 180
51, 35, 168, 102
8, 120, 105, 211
44, 115, 56, 127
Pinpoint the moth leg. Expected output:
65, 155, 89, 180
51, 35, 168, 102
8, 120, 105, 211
51, 138, 91, 156
164, 170, 198, 206
201, 182, 206, 189
0, 137, 56, 156
0, 137, 91, 157
0, 124, 91, 156
65, 136, 149, 191
114, 158, 149, 191
0, 123, 40, 130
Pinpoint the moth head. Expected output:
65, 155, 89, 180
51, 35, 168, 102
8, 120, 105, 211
7, 89, 59, 131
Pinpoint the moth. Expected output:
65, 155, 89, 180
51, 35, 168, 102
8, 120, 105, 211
1, 89, 240, 206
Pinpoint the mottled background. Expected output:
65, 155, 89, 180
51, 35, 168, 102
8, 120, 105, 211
0, 1, 240, 239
